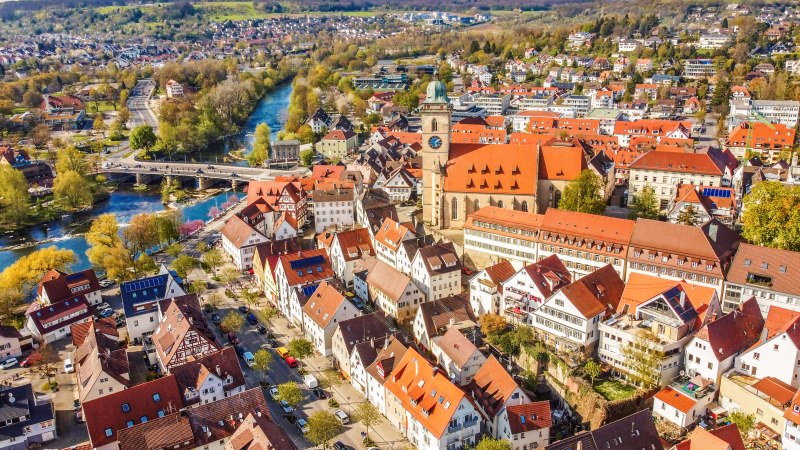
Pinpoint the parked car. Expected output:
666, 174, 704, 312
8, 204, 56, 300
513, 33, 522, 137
99, 308, 114, 318
461, 267, 474, 276
280, 400, 294, 414
333, 442, 349, 450
276, 347, 290, 359
115, 315, 126, 328
247, 313, 258, 325
284, 414, 298, 425
267, 338, 279, 348
211, 313, 222, 325
19, 356, 32, 368
333, 409, 349, 424
234, 345, 246, 358
284, 357, 298, 368
203, 304, 214, 313
0, 358, 17, 370
297, 418, 309, 434
64, 359, 74, 373
268, 387, 279, 401
243, 352, 255, 368
227, 332, 239, 344
75, 411, 84, 423
96, 302, 112, 311
256, 324, 267, 334
303, 374, 318, 388
73, 399, 81, 410
313, 387, 327, 399
238, 306, 249, 314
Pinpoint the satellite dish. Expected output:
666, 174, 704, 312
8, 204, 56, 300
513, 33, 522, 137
680, 370, 685, 376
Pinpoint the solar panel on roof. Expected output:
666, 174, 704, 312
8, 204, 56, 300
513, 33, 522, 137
302, 284, 319, 297
702, 187, 731, 198
290, 255, 325, 270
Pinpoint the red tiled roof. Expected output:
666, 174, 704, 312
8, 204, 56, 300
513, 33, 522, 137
629, 150, 724, 175
84, 375, 184, 447
752, 376, 796, 406
277, 249, 334, 287
444, 141, 539, 195
506, 401, 552, 434
654, 385, 697, 413
694, 297, 764, 361
302, 281, 347, 328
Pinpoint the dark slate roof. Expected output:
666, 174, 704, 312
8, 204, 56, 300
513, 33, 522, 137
0, 384, 54, 442
121, 271, 182, 317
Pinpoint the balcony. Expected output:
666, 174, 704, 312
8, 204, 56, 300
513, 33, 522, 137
670, 375, 716, 400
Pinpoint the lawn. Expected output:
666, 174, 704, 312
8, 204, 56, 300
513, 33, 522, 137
593, 378, 637, 401
87, 100, 118, 113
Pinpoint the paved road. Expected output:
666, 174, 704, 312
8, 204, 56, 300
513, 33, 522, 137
127, 79, 158, 131
100, 160, 297, 182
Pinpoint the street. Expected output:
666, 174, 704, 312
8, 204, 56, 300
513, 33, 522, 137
127, 79, 159, 131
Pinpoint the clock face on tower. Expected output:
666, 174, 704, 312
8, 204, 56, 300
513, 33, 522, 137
428, 135, 443, 150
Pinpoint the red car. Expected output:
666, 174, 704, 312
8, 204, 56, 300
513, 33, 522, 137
461, 267, 474, 276
227, 332, 239, 345
285, 357, 298, 368
19, 356, 32, 368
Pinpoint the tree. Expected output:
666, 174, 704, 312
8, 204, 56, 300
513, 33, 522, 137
130, 125, 157, 152
166, 243, 184, 258
221, 311, 244, 333
122, 214, 159, 276
0, 247, 75, 319
584, 360, 601, 386
300, 148, 315, 166
306, 410, 343, 449
742, 182, 800, 251
93, 115, 105, 133
189, 279, 207, 296
30, 124, 51, 148
676, 205, 700, 226
22, 91, 43, 108
86, 215, 136, 282
475, 436, 513, 450
27, 343, 59, 385
0, 165, 31, 222
219, 267, 240, 288
252, 349, 273, 381
258, 305, 278, 327
621, 329, 663, 389
172, 254, 199, 279
153, 211, 181, 245
276, 381, 304, 407
203, 249, 224, 274
205, 292, 223, 310
54, 170, 93, 209
353, 401, 380, 440
288, 338, 314, 359
558, 169, 606, 215
247, 123, 271, 167
729, 410, 755, 439
629, 185, 659, 220
319, 368, 342, 390
479, 313, 508, 336
241, 289, 261, 309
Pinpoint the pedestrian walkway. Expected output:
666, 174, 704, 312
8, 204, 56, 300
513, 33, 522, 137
268, 314, 410, 450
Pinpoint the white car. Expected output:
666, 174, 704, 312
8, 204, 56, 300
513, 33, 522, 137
96, 302, 112, 311
297, 418, 309, 434
0, 358, 18, 370
64, 359, 74, 373
333, 409, 349, 424
268, 387, 279, 401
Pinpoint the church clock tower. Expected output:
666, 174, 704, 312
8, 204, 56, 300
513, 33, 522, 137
420, 80, 451, 228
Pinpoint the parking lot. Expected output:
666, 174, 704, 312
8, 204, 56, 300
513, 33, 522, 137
203, 300, 409, 450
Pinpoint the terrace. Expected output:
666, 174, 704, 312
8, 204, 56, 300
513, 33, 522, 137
670, 375, 716, 400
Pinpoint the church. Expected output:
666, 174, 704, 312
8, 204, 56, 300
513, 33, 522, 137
421, 80, 601, 230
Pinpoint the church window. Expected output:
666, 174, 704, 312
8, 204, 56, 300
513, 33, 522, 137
521, 201, 529, 212
497, 200, 504, 208
431, 118, 438, 132
451, 198, 458, 220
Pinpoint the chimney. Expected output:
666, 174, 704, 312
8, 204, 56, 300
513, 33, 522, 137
708, 222, 719, 243
432, 366, 439, 377
216, 365, 221, 376
449, 317, 456, 327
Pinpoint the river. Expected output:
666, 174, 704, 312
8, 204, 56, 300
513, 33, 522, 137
0, 79, 294, 272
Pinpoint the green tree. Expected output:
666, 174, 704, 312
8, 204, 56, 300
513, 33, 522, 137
621, 329, 663, 389
276, 381, 304, 407
299, 148, 315, 166
306, 410, 344, 449
203, 249, 224, 275
86, 214, 136, 282
56, 145, 89, 177
171, 254, 199, 279
122, 213, 159, 276
247, 123, 271, 167
584, 360, 601, 385
475, 436, 513, 450
219, 266, 239, 288
130, 125, 157, 152
153, 211, 181, 245
93, 115, 105, 133
258, 305, 278, 327
742, 182, 800, 251
0, 165, 31, 223
729, 410, 755, 440
54, 170, 93, 209
252, 349, 273, 381
676, 205, 700, 226
166, 243, 184, 258
189, 279, 207, 296
288, 338, 314, 359
629, 185, 659, 220
353, 401, 380, 440
221, 311, 245, 333
0, 247, 75, 317
205, 292, 223, 310
241, 289, 261, 309
558, 169, 606, 215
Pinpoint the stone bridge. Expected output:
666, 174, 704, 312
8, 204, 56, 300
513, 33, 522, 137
100, 160, 296, 189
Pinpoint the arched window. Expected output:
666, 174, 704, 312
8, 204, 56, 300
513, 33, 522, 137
473, 199, 480, 211
497, 200, 504, 209
451, 197, 458, 220
521, 201, 528, 212
431, 118, 438, 132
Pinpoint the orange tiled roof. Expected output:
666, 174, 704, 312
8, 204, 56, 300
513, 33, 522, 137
374, 218, 414, 251
619, 272, 717, 317
654, 386, 697, 413
302, 281, 346, 328
443, 142, 539, 195
726, 122, 796, 149
538, 138, 589, 180
628, 150, 724, 176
